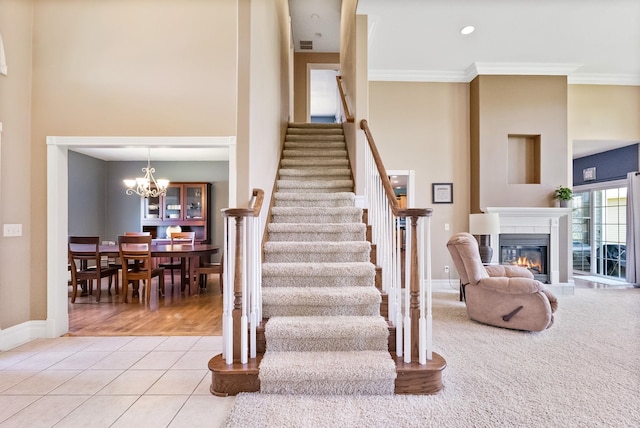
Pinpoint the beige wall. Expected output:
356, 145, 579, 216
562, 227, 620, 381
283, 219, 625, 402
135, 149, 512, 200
369, 82, 470, 279
31, 0, 238, 138
293, 52, 340, 123
339, 2, 367, 194
27, 0, 238, 323
0, 0, 34, 329
2, 0, 291, 333
244, 0, 291, 213
471, 75, 569, 211
568, 85, 640, 143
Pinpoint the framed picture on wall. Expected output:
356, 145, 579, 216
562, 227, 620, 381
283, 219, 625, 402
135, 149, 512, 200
432, 183, 453, 204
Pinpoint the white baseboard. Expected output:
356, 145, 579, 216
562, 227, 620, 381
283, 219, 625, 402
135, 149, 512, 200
0, 320, 49, 351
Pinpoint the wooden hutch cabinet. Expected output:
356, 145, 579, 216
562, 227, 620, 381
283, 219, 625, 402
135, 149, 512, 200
141, 182, 212, 243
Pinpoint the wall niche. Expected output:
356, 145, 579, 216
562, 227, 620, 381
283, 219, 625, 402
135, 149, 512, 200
508, 134, 541, 184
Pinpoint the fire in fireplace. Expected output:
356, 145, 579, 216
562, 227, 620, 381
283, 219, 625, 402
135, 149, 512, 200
499, 234, 550, 283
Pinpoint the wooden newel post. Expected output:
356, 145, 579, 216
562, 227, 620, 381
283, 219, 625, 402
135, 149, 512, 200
409, 215, 421, 360
232, 216, 245, 362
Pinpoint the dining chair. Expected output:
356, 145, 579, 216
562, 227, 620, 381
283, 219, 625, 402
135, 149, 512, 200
111, 232, 151, 273
159, 231, 195, 289
195, 252, 224, 294
68, 236, 119, 303
118, 234, 165, 304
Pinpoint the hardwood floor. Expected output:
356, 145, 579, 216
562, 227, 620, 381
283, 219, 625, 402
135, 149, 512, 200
67, 274, 223, 336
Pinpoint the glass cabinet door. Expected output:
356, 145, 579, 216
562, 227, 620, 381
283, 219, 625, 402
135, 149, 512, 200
185, 185, 204, 219
143, 195, 161, 220
164, 185, 182, 220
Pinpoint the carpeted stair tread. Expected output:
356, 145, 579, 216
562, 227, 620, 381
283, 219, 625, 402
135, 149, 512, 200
262, 261, 374, 275
262, 262, 375, 288
288, 122, 342, 129
265, 316, 389, 352
287, 127, 344, 135
273, 192, 355, 208
262, 286, 381, 306
271, 206, 361, 223
264, 241, 370, 254
281, 158, 349, 168
284, 141, 346, 150
285, 134, 345, 142
282, 149, 348, 158
267, 222, 366, 242
278, 168, 351, 179
259, 350, 396, 395
276, 179, 353, 192
262, 287, 381, 317
264, 241, 370, 263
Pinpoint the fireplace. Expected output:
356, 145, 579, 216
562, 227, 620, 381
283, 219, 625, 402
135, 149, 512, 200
500, 234, 550, 283
484, 207, 573, 294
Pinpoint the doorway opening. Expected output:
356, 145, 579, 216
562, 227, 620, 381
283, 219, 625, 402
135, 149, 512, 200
307, 64, 339, 123
572, 181, 628, 281
47, 136, 236, 337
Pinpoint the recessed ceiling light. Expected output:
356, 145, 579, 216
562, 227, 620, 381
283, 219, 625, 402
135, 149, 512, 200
460, 25, 475, 35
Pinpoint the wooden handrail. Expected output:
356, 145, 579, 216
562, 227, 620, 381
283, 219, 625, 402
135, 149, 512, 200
251, 189, 264, 217
222, 188, 264, 219
336, 75, 355, 123
361, 119, 433, 219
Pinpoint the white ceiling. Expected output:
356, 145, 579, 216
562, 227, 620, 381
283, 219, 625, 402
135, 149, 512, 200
289, 0, 342, 52
358, 0, 640, 85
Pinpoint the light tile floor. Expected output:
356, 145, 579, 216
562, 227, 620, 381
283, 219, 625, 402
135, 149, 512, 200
0, 336, 234, 427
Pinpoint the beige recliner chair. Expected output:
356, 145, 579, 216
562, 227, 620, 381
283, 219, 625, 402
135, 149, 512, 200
447, 232, 558, 331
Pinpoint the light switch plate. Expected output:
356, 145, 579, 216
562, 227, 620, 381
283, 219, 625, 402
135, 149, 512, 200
3, 224, 22, 237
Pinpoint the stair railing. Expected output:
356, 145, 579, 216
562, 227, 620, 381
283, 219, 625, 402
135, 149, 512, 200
361, 119, 434, 364
336, 76, 355, 123
221, 188, 265, 365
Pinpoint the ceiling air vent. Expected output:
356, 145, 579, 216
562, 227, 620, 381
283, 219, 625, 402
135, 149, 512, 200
299, 40, 313, 50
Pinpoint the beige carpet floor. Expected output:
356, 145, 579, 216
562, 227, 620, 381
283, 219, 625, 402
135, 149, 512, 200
224, 287, 640, 427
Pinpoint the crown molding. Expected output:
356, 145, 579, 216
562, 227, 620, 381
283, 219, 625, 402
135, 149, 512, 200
468, 62, 582, 79
369, 63, 640, 86
568, 73, 640, 86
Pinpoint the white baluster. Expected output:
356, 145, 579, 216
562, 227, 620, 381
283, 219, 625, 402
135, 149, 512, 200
403, 221, 412, 363
240, 218, 248, 365
419, 217, 426, 364
425, 216, 433, 360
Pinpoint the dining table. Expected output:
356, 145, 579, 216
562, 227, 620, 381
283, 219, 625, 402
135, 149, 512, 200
69, 242, 219, 297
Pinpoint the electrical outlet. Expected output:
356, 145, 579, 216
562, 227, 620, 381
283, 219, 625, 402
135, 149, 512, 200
444, 265, 450, 273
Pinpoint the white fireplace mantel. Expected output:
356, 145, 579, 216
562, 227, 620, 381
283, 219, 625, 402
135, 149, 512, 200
485, 207, 572, 285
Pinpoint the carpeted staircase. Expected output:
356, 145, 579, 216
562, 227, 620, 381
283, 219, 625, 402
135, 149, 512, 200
259, 122, 397, 395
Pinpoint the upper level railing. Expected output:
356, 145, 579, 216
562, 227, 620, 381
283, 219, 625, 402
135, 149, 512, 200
360, 118, 434, 364
221, 188, 265, 364
336, 75, 354, 123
